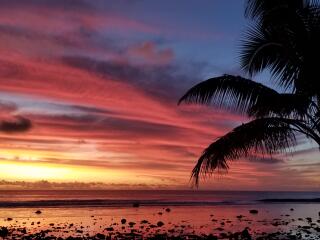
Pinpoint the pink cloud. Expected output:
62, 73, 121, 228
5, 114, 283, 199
127, 41, 174, 65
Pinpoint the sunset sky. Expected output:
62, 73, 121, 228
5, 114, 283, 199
0, 0, 319, 191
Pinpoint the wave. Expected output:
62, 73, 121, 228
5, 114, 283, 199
0, 198, 319, 208
0, 199, 250, 208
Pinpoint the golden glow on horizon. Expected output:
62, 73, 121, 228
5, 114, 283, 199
0, 149, 144, 183
0, 160, 161, 185
0, 162, 71, 181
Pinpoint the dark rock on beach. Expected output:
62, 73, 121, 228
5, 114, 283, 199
35, 210, 42, 214
0, 227, 8, 238
241, 228, 252, 240
157, 221, 164, 227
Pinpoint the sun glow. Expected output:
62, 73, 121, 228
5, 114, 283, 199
0, 161, 72, 181
0, 159, 156, 185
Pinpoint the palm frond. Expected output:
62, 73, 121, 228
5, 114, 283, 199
178, 74, 277, 114
245, 0, 305, 21
248, 94, 311, 118
191, 117, 298, 185
293, 5, 320, 95
243, 1, 320, 94
240, 24, 301, 90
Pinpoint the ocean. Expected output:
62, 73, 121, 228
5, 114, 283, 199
0, 190, 319, 207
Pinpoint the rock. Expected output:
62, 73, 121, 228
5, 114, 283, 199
165, 208, 171, 212
0, 227, 8, 238
206, 234, 218, 240
121, 218, 127, 224
249, 209, 258, 214
157, 221, 164, 227
140, 220, 149, 224
128, 222, 136, 227
35, 210, 42, 214
96, 233, 105, 239
7, 218, 13, 221
290, 208, 294, 211
105, 227, 114, 231
306, 217, 312, 223
241, 228, 252, 240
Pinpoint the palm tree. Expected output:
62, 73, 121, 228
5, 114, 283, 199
179, 0, 320, 185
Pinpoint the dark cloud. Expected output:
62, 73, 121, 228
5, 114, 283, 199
0, 116, 32, 133
36, 113, 188, 139
0, 101, 32, 133
61, 55, 202, 102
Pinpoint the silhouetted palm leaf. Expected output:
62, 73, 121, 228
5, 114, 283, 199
240, 24, 301, 90
243, 0, 320, 94
191, 118, 298, 185
248, 94, 311, 118
178, 75, 277, 114
245, 0, 306, 22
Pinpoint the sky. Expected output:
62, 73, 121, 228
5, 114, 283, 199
0, 0, 319, 191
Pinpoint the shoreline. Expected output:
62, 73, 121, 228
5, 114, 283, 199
0, 198, 319, 208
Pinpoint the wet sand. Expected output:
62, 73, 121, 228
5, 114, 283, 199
0, 204, 319, 239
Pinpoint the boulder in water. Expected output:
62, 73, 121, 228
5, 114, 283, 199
249, 209, 258, 214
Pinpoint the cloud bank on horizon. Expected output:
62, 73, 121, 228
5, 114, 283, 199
0, 0, 318, 190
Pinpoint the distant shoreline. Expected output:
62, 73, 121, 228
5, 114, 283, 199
259, 198, 320, 203
0, 198, 319, 208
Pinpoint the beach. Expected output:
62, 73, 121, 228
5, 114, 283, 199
0, 190, 319, 239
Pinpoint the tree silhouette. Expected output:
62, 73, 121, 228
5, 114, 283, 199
179, 0, 320, 185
